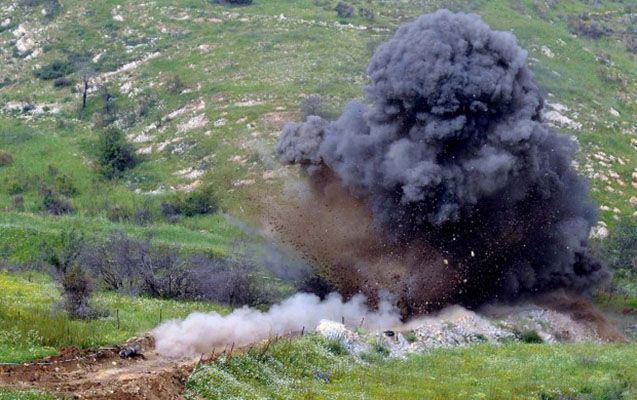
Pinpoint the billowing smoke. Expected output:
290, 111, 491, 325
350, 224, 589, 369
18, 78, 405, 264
154, 292, 400, 357
275, 10, 608, 316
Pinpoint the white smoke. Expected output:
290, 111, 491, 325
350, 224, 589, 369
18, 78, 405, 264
153, 292, 402, 358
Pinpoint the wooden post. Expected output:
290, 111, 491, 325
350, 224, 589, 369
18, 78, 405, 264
116, 309, 120, 330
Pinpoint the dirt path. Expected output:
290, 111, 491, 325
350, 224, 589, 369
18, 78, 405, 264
0, 336, 197, 399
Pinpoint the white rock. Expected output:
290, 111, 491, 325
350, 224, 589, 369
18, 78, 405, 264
542, 110, 581, 130
541, 46, 555, 58
177, 114, 208, 133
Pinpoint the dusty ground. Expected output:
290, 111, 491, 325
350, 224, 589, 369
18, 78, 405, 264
0, 336, 197, 399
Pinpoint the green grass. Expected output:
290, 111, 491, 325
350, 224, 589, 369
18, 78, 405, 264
0, 389, 58, 400
1, 0, 635, 259
187, 335, 637, 400
0, 211, 241, 263
0, 271, 227, 363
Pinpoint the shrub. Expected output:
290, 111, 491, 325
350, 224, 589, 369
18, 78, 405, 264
11, 195, 24, 211
403, 331, 418, 343
54, 174, 77, 197
301, 94, 325, 118
34, 60, 73, 80
60, 263, 95, 319
165, 74, 186, 95
133, 207, 153, 226
567, 15, 612, 39
335, 2, 354, 18
40, 184, 74, 215
4, 176, 27, 194
520, 330, 544, 344
161, 185, 218, 219
0, 150, 13, 166
97, 127, 137, 179
106, 205, 134, 223
80, 233, 278, 306
359, 7, 375, 20
179, 185, 218, 217
53, 77, 72, 88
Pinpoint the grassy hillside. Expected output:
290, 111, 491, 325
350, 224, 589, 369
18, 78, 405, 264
0, 0, 635, 264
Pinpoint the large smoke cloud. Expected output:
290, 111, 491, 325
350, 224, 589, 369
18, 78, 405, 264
277, 10, 608, 315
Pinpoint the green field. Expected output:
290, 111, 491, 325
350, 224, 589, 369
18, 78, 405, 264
186, 335, 637, 400
0, 271, 227, 363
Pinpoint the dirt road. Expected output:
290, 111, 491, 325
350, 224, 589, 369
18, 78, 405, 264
0, 336, 197, 399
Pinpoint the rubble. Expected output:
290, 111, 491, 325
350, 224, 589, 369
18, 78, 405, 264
316, 304, 603, 360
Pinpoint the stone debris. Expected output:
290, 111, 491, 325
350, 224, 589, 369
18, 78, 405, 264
317, 304, 601, 360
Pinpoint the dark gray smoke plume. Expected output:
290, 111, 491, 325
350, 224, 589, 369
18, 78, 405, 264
277, 10, 608, 315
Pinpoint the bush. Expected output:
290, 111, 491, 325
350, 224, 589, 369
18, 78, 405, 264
161, 185, 218, 219
40, 230, 85, 275
359, 7, 375, 20
164, 74, 186, 95
335, 2, 354, 18
40, 184, 74, 215
54, 174, 77, 197
80, 233, 277, 306
11, 195, 24, 211
567, 15, 612, 39
301, 94, 325, 118
97, 127, 137, 179
60, 263, 95, 319
106, 205, 134, 223
34, 60, 73, 80
179, 185, 218, 216
0, 150, 13, 166
53, 77, 72, 88
520, 330, 544, 344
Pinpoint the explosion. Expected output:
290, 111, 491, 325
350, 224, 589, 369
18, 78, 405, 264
275, 10, 608, 316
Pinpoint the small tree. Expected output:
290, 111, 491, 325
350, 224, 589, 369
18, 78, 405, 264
61, 262, 94, 319
40, 184, 74, 215
335, 2, 354, 18
97, 127, 137, 179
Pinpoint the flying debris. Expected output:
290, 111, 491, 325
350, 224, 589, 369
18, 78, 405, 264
276, 10, 607, 316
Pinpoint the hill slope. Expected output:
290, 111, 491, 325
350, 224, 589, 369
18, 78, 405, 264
0, 0, 635, 263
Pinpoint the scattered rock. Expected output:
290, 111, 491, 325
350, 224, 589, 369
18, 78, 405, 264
177, 114, 208, 133
590, 224, 609, 240
541, 45, 555, 58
